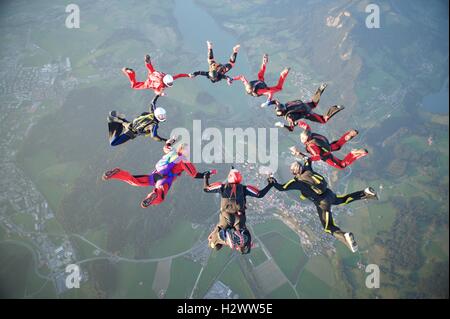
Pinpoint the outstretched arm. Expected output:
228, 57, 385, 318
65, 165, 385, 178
181, 161, 200, 178
173, 73, 190, 80
150, 94, 160, 112
203, 180, 222, 193
272, 179, 302, 192
191, 71, 210, 79
232, 75, 249, 85
149, 124, 167, 142
245, 183, 273, 198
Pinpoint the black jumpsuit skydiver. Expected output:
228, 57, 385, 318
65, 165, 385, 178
191, 45, 238, 83
272, 159, 372, 245
270, 84, 343, 131
107, 95, 167, 146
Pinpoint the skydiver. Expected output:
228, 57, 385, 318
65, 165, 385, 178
102, 140, 212, 208
296, 121, 368, 170
232, 54, 290, 107
190, 41, 240, 84
269, 152, 378, 253
204, 168, 274, 254
107, 95, 167, 146
122, 54, 191, 96
271, 83, 345, 131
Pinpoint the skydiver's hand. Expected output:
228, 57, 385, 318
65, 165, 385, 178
275, 122, 285, 128
163, 144, 172, 153
267, 176, 277, 184
233, 44, 240, 53
145, 55, 151, 64
166, 135, 179, 146
188, 73, 196, 78
290, 146, 306, 158
227, 77, 233, 86
260, 101, 270, 108
262, 53, 269, 65
207, 41, 213, 49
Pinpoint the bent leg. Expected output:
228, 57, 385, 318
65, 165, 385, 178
208, 47, 215, 64
123, 68, 137, 87
324, 155, 347, 170
316, 202, 347, 245
229, 50, 238, 65
274, 68, 289, 91
305, 112, 327, 124
257, 63, 266, 82
141, 183, 170, 207
342, 150, 368, 167
107, 169, 152, 187
333, 190, 366, 205
330, 131, 356, 151
311, 84, 326, 105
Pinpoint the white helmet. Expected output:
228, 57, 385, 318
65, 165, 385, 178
154, 107, 167, 122
163, 74, 174, 87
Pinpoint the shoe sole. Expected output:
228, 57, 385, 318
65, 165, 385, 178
102, 168, 120, 181
141, 193, 158, 208
344, 233, 358, 253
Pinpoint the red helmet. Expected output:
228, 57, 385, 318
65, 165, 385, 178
227, 169, 242, 184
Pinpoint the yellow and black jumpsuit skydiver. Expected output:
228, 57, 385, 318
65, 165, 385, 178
272, 159, 373, 246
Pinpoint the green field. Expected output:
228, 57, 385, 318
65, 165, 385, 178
259, 232, 308, 284
266, 282, 297, 299
113, 261, 158, 298
248, 247, 268, 268
147, 221, 203, 258
0, 242, 50, 298
252, 219, 301, 243
194, 249, 233, 298
219, 258, 255, 299
165, 256, 202, 298
296, 269, 331, 299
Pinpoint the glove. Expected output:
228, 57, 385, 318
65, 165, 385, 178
290, 146, 306, 158
145, 54, 151, 63
188, 73, 196, 78
260, 101, 270, 108
267, 176, 277, 184
166, 135, 179, 146
227, 77, 233, 85
275, 122, 285, 128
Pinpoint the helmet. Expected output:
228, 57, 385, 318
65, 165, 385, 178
300, 130, 310, 144
275, 103, 287, 116
208, 70, 218, 80
154, 107, 167, 122
290, 161, 303, 175
163, 74, 174, 87
227, 169, 242, 184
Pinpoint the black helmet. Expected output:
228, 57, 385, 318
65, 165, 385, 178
275, 103, 287, 116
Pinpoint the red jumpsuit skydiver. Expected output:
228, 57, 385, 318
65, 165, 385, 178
233, 54, 290, 102
122, 55, 190, 96
298, 121, 368, 170
102, 143, 209, 207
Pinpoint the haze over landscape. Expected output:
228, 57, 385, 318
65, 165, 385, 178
0, 0, 448, 299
